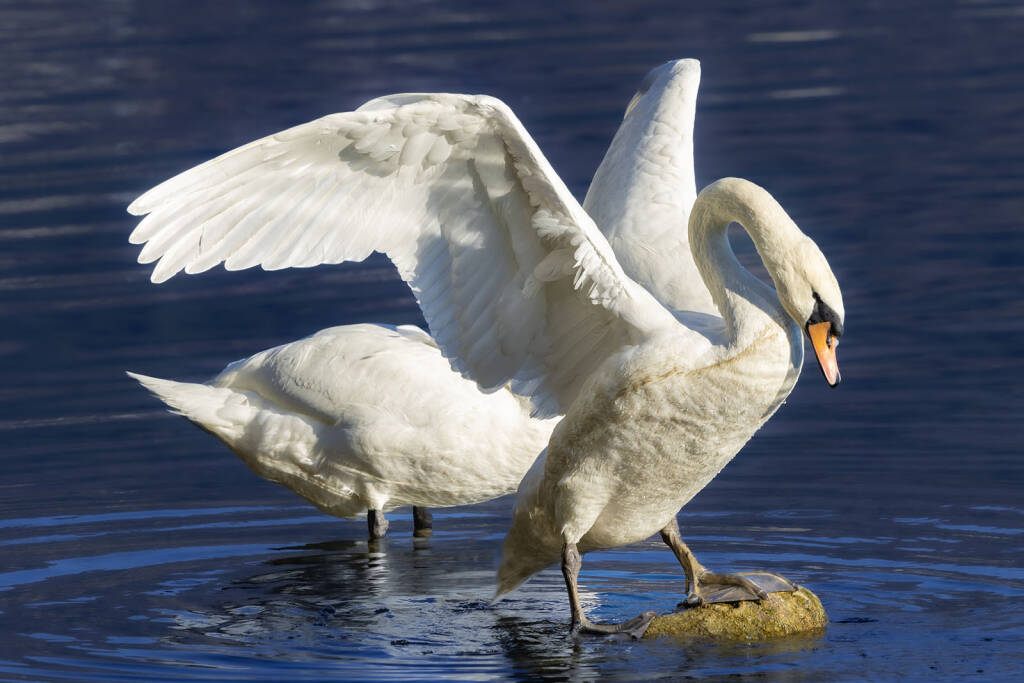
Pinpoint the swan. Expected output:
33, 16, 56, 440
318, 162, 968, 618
492, 62, 843, 637
127, 60, 705, 543
126, 61, 701, 541
496, 176, 842, 637
130, 324, 556, 539
126, 60, 844, 635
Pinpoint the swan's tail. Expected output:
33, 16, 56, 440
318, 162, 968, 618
495, 530, 561, 599
493, 449, 564, 599
127, 371, 251, 444
129, 371, 365, 520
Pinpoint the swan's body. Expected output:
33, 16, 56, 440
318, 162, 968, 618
131, 324, 556, 533
497, 179, 817, 594
127, 58, 844, 633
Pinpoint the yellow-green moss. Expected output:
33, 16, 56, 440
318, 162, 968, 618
643, 586, 827, 641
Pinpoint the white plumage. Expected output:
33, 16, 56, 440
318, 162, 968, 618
128, 59, 845, 634
129, 92, 674, 419
131, 324, 556, 528
583, 59, 718, 317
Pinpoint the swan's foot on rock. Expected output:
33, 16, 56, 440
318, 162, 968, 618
561, 541, 655, 640
367, 509, 389, 540
661, 517, 795, 607
679, 571, 797, 607
412, 506, 433, 537
573, 611, 657, 640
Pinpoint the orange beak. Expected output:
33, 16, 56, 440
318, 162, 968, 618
807, 321, 841, 387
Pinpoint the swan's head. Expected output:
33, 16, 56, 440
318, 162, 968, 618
623, 59, 700, 119
692, 178, 845, 386
773, 237, 844, 387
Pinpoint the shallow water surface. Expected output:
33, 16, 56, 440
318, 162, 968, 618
2, 0, 1023, 680
2, 500, 1022, 679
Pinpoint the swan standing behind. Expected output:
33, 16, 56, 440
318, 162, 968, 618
125, 63, 704, 541
130, 324, 556, 538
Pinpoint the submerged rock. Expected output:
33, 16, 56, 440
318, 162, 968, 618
643, 586, 827, 641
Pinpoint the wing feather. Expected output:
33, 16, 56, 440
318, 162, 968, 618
128, 140, 272, 217
584, 59, 718, 317
262, 176, 342, 270
129, 93, 677, 415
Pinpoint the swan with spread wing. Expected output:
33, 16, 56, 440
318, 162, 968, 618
128, 59, 844, 636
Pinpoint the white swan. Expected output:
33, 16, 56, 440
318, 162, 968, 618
127, 60, 844, 635
127, 61, 703, 541
492, 61, 843, 636
496, 176, 842, 636
130, 324, 556, 538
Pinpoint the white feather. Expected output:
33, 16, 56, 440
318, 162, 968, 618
129, 92, 677, 416
129, 325, 557, 519
584, 59, 718, 317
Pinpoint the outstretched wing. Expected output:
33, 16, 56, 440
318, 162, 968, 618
584, 59, 718, 317
128, 94, 676, 417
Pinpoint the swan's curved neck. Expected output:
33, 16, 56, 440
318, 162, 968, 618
688, 178, 802, 346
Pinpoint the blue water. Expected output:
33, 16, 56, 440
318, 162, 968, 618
2, 0, 1023, 679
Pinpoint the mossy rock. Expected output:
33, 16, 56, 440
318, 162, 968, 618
643, 586, 827, 641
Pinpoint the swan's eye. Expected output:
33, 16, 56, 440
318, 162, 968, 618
808, 292, 843, 340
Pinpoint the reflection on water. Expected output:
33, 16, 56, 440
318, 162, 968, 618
2, 0, 1024, 679
2, 502, 1021, 680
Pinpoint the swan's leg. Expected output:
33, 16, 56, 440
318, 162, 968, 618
561, 542, 656, 639
412, 506, 433, 536
659, 519, 701, 594
367, 509, 389, 540
660, 517, 769, 606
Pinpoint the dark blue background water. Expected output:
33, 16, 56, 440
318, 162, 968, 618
2, 1, 1022, 680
